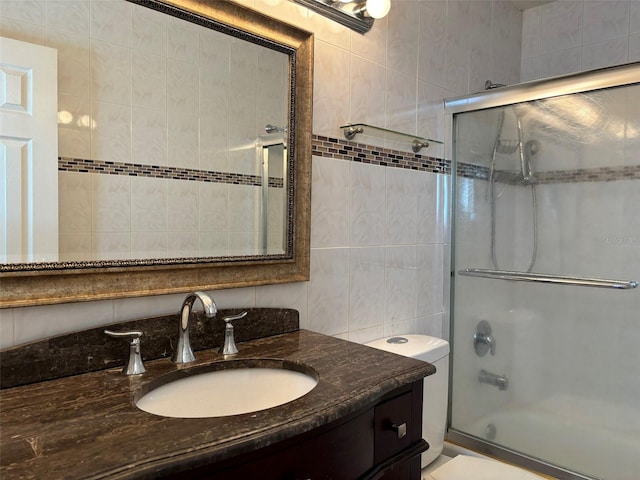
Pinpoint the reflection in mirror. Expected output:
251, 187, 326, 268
1, 0, 292, 267
0, 0, 312, 307
258, 132, 288, 255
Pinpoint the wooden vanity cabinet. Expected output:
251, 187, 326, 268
179, 380, 426, 480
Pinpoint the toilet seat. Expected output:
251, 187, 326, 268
428, 455, 545, 480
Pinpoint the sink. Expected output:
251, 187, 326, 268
136, 361, 318, 418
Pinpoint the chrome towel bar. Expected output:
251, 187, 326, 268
458, 269, 638, 290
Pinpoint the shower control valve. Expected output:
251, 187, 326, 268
473, 320, 496, 357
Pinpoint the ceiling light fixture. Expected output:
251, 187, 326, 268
291, 0, 391, 34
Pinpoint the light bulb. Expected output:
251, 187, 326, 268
57, 110, 73, 125
366, 0, 390, 19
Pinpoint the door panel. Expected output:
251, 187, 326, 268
0, 36, 58, 263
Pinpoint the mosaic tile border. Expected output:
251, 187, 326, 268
58, 157, 285, 188
454, 163, 640, 184
311, 136, 639, 184
59, 142, 639, 188
311, 135, 450, 174
532, 165, 640, 183
456, 162, 489, 181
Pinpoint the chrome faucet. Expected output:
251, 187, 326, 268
220, 311, 247, 355
172, 291, 217, 364
478, 369, 509, 391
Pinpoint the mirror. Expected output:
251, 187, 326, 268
0, 0, 313, 307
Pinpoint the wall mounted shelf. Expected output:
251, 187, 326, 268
340, 123, 443, 153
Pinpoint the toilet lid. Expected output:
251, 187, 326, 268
365, 334, 449, 363
430, 455, 545, 480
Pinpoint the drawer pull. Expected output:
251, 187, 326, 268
391, 422, 407, 439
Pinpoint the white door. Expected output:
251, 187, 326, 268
0, 36, 58, 263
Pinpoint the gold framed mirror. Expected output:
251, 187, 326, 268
0, 0, 313, 307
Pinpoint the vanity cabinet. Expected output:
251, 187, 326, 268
1, 327, 435, 480
180, 380, 426, 480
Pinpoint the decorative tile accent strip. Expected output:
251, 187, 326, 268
454, 163, 640, 184
58, 157, 284, 188
311, 135, 451, 174
60, 147, 639, 187
532, 165, 640, 184
456, 162, 490, 181
311, 135, 639, 184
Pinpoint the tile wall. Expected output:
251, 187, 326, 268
0, 0, 524, 348
521, 0, 640, 82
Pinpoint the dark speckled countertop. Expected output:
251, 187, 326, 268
0, 329, 434, 480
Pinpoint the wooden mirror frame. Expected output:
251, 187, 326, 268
0, 0, 313, 308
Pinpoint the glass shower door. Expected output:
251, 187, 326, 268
448, 74, 640, 480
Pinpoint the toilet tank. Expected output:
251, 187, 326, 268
365, 334, 450, 468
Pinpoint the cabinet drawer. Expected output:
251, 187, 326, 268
204, 409, 374, 479
374, 391, 413, 464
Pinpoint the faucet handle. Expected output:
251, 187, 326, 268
105, 330, 146, 375
224, 311, 248, 324
221, 311, 247, 355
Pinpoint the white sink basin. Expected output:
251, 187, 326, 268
136, 363, 318, 418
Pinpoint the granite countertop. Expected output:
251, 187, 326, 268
0, 329, 434, 480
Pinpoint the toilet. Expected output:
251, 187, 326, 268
365, 334, 449, 468
366, 334, 545, 480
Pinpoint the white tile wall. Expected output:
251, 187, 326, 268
310, 156, 351, 248
1, 0, 523, 347
350, 163, 386, 246
521, 0, 637, 82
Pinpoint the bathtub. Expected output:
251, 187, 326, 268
460, 394, 640, 480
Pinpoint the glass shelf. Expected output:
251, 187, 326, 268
340, 123, 443, 153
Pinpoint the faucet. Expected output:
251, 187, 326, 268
172, 291, 217, 364
478, 369, 509, 391
220, 311, 248, 355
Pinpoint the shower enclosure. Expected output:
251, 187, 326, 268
256, 131, 288, 255
446, 63, 640, 480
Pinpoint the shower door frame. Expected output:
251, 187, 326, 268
444, 62, 640, 480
